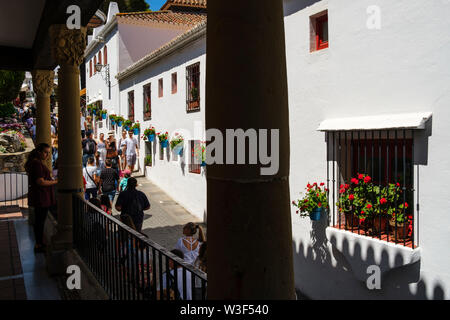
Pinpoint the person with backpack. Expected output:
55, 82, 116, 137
99, 159, 120, 203
82, 130, 97, 167
114, 177, 150, 232
83, 157, 98, 200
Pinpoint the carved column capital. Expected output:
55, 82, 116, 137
50, 25, 87, 67
31, 70, 55, 97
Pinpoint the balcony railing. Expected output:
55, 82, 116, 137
73, 194, 207, 300
326, 129, 418, 248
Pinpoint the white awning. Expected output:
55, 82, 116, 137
317, 112, 432, 131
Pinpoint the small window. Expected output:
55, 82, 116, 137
311, 12, 328, 52
104, 45, 108, 65
128, 91, 134, 122
172, 72, 177, 94
98, 50, 102, 65
143, 83, 151, 121
158, 78, 163, 98
189, 140, 201, 174
186, 63, 200, 112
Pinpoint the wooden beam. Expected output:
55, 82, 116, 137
0, 46, 33, 71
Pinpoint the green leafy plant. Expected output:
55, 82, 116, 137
157, 131, 168, 142
124, 119, 133, 128
292, 182, 328, 217
145, 155, 152, 166
170, 133, 184, 149
0, 102, 16, 118
101, 109, 107, 115
116, 116, 124, 123
109, 114, 117, 121
131, 122, 140, 130
191, 87, 199, 101
143, 126, 155, 136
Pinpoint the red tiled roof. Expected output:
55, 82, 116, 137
116, 10, 206, 27
161, 0, 207, 11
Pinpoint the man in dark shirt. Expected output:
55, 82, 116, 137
115, 177, 150, 232
100, 159, 119, 203
82, 130, 97, 167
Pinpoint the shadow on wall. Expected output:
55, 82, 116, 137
284, 0, 322, 16
293, 212, 446, 300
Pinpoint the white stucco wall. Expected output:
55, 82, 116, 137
118, 37, 207, 221
284, 0, 450, 299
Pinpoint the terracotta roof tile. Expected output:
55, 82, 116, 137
161, 0, 207, 10
116, 10, 206, 27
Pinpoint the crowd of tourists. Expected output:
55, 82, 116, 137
20, 106, 207, 299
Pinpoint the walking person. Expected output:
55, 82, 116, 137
124, 130, 139, 172
82, 130, 97, 167
106, 131, 121, 176
100, 159, 120, 203
97, 132, 107, 170
118, 130, 128, 171
83, 157, 98, 200
159, 249, 193, 300
115, 177, 150, 232
174, 222, 206, 265
25, 143, 58, 253
80, 111, 86, 139
85, 115, 93, 133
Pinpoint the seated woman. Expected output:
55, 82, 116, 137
174, 222, 206, 266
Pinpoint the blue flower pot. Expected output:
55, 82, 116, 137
117, 121, 122, 127
102, 114, 106, 119
148, 134, 155, 142
201, 161, 206, 167
93, 109, 97, 115
160, 140, 168, 148
111, 120, 115, 126
133, 128, 139, 135
309, 207, 323, 221
124, 126, 129, 131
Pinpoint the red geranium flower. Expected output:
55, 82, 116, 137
351, 178, 359, 184
404, 202, 409, 208
359, 218, 365, 223
348, 194, 355, 201
320, 182, 325, 186
340, 184, 344, 189
358, 173, 364, 180
380, 198, 387, 205
318, 203, 322, 207
339, 188, 345, 194
366, 204, 372, 209
364, 176, 371, 183
344, 184, 350, 189
396, 182, 400, 187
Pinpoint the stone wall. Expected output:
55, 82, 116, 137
0, 135, 34, 173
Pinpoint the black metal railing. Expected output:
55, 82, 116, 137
326, 129, 417, 248
73, 194, 207, 300
0, 171, 29, 215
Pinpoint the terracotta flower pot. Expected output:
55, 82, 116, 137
390, 220, 410, 240
344, 212, 359, 229
372, 216, 389, 233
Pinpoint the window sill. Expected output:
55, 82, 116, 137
325, 227, 421, 282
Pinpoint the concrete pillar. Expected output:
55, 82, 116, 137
206, 0, 295, 299
31, 70, 54, 172
49, 25, 87, 251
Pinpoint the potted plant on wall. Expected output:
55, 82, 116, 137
124, 119, 133, 131
131, 121, 140, 135
109, 114, 117, 125
143, 126, 156, 142
92, 105, 98, 115
101, 109, 107, 120
157, 131, 169, 148
170, 133, 184, 155
390, 202, 412, 240
292, 182, 328, 221
144, 154, 152, 167
189, 87, 199, 109
116, 116, 124, 127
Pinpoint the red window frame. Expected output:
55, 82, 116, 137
143, 83, 151, 121
315, 14, 328, 51
158, 78, 163, 98
172, 73, 177, 94
128, 91, 134, 122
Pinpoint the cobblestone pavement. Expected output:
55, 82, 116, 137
111, 175, 206, 251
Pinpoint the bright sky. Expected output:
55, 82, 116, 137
145, 0, 167, 11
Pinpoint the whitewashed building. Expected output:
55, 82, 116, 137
284, 0, 450, 299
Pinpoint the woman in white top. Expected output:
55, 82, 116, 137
175, 222, 206, 265
97, 133, 107, 169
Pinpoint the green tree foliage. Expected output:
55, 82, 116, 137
0, 70, 25, 104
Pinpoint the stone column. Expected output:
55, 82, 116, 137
31, 70, 54, 171
49, 25, 86, 251
206, 0, 295, 299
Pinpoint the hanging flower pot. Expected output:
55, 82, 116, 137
133, 128, 139, 135
147, 134, 155, 142
102, 113, 107, 119
161, 140, 168, 148
118, 121, 122, 127
309, 207, 323, 221
111, 120, 116, 126
201, 161, 206, 167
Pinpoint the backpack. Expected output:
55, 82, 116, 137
84, 139, 96, 155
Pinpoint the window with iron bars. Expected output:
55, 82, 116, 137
186, 62, 200, 112
128, 90, 134, 122
143, 83, 151, 121
326, 130, 417, 248
189, 140, 201, 174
